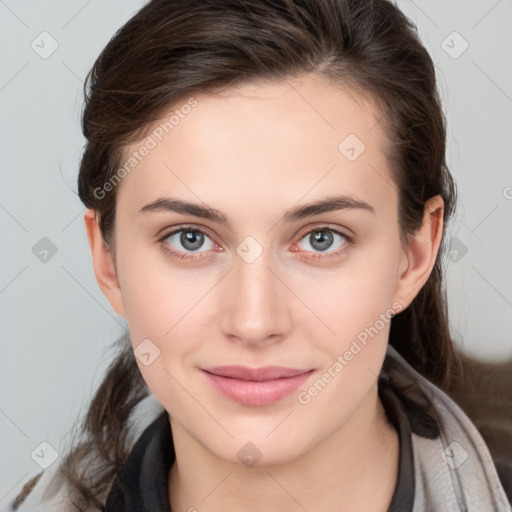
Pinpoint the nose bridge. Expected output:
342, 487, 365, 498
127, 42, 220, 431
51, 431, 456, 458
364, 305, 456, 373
220, 242, 288, 344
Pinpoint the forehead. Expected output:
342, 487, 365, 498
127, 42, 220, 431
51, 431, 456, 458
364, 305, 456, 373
115, 74, 396, 222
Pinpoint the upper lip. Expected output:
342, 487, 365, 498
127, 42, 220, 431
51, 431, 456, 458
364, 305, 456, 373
202, 366, 312, 381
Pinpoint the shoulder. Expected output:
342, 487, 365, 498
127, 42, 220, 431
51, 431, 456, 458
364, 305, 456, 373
384, 345, 512, 511
0, 463, 101, 512
1, 395, 165, 512
409, 387, 511, 511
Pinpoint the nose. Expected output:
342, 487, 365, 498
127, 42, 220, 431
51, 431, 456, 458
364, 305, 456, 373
219, 250, 291, 348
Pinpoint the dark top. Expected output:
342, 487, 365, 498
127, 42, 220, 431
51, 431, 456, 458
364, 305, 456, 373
104, 363, 439, 511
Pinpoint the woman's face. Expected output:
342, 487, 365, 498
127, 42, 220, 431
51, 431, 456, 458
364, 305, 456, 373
90, 73, 435, 466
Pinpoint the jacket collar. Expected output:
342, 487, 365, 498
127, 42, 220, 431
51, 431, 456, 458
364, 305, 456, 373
104, 408, 174, 511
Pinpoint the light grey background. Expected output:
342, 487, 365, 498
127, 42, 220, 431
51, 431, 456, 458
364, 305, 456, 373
1, 0, 511, 503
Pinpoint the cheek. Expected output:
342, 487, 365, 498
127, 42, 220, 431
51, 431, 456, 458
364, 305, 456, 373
115, 235, 179, 336
296, 262, 398, 419
121, 267, 197, 408
301, 249, 400, 399
303, 245, 399, 340
116, 244, 211, 386
114, 251, 173, 373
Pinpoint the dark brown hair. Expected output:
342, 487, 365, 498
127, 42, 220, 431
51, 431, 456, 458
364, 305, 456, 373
14, 0, 464, 509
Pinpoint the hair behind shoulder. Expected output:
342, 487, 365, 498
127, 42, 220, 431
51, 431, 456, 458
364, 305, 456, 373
58, 335, 149, 510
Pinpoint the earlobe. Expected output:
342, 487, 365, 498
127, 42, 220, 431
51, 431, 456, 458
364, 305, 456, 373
392, 195, 444, 310
83, 208, 126, 318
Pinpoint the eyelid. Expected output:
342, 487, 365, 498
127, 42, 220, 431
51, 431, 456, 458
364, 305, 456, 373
157, 223, 353, 242
294, 223, 354, 242
157, 224, 217, 243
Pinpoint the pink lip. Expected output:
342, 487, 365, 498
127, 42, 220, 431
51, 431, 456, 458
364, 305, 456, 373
201, 366, 314, 406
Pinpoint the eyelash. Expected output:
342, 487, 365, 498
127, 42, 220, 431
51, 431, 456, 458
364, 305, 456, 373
157, 225, 355, 262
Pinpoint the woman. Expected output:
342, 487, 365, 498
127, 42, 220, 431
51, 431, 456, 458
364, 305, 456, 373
4, 0, 510, 510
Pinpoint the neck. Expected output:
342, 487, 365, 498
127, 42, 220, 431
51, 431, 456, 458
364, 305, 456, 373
168, 385, 399, 512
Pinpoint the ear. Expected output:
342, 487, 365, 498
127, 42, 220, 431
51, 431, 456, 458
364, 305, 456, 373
392, 195, 444, 311
83, 208, 126, 318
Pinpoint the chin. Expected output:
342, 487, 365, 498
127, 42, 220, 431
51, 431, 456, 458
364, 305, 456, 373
210, 431, 311, 469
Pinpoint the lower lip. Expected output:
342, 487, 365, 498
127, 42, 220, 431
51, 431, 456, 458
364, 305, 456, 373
202, 370, 314, 406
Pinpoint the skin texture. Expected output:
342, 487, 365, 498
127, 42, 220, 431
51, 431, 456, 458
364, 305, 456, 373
84, 73, 444, 512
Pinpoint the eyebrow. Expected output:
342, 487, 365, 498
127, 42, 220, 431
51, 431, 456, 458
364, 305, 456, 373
138, 194, 376, 227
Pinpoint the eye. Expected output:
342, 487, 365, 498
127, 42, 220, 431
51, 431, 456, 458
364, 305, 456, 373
159, 226, 217, 261
158, 224, 354, 262
292, 226, 353, 260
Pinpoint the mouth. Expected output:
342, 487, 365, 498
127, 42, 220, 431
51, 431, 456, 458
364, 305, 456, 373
201, 366, 315, 406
